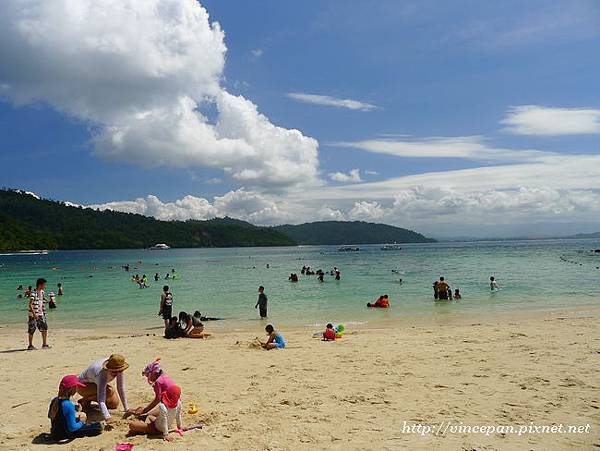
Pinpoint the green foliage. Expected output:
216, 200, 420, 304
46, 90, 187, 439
0, 189, 296, 250
273, 221, 435, 245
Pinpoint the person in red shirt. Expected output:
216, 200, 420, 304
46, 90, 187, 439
322, 323, 336, 341
367, 295, 390, 308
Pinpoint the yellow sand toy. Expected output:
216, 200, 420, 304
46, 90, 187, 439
188, 403, 199, 414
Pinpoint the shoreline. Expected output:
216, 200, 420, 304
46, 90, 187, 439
1, 302, 598, 337
1, 305, 598, 450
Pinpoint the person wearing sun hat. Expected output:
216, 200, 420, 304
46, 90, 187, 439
131, 357, 177, 418
129, 384, 185, 441
77, 354, 134, 423
48, 375, 103, 440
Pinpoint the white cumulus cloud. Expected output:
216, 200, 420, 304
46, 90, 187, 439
329, 169, 363, 183
501, 105, 600, 136
286, 93, 376, 111
0, 0, 319, 189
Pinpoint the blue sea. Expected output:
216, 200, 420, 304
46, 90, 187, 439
1, 239, 599, 331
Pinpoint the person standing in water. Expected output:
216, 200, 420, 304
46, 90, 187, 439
436, 277, 450, 300
159, 286, 173, 328
255, 286, 268, 318
57, 283, 64, 296
490, 276, 500, 291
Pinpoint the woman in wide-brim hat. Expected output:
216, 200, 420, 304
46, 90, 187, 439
76, 354, 134, 423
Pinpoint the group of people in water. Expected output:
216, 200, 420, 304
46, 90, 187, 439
131, 269, 178, 289
293, 265, 341, 283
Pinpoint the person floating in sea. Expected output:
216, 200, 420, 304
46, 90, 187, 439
77, 354, 134, 424
165, 273, 170, 280
128, 383, 184, 442
159, 286, 174, 328
25, 285, 33, 298
436, 277, 450, 300
255, 286, 268, 318
317, 272, 324, 282
288, 273, 299, 282
490, 276, 500, 291
154, 273, 160, 282
257, 324, 285, 350
47, 375, 103, 441
28, 278, 50, 350
57, 283, 64, 296
367, 294, 390, 308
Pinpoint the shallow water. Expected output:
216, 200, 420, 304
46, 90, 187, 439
1, 239, 599, 330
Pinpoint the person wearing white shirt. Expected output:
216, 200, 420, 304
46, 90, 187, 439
77, 355, 133, 423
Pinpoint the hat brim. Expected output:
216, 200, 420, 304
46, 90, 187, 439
102, 362, 130, 372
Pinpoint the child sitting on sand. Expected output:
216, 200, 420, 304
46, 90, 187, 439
48, 375, 103, 441
258, 324, 285, 349
132, 358, 177, 417
164, 316, 182, 339
129, 384, 184, 442
323, 323, 336, 341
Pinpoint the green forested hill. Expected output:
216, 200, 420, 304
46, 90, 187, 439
273, 221, 435, 245
0, 189, 295, 250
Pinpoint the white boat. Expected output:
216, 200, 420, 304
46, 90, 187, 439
338, 245, 360, 252
381, 243, 402, 251
149, 243, 170, 250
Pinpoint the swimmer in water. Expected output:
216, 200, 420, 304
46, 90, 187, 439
490, 276, 500, 291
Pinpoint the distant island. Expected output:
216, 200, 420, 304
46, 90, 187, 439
0, 189, 435, 250
273, 221, 435, 245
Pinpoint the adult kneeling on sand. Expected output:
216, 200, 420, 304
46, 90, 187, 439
77, 354, 134, 423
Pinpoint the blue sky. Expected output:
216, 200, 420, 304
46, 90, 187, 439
0, 0, 599, 236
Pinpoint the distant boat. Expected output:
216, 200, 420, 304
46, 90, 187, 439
149, 243, 170, 250
381, 243, 402, 251
338, 245, 360, 252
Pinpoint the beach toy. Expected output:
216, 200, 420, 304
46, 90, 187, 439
335, 324, 345, 338
188, 402, 198, 414
115, 444, 134, 451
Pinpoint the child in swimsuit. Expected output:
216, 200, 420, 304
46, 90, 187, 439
48, 375, 103, 441
128, 384, 184, 442
323, 323, 336, 341
260, 324, 285, 349
132, 358, 177, 416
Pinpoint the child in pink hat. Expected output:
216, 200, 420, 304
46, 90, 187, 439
129, 383, 184, 441
48, 375, 103, 441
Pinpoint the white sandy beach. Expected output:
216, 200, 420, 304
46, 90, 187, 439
0, 309, 598, 450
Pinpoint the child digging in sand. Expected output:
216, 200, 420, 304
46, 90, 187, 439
257, 324, 285, 350
128, 384, 184, 442
48, 375, 103, 441
131, 358, 176, 416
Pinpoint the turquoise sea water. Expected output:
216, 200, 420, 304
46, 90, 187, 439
1, 239, 599, 331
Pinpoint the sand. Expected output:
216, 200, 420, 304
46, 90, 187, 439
0, 309, 598, 450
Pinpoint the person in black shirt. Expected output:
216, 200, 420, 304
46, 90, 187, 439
255, 286, 268, 318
